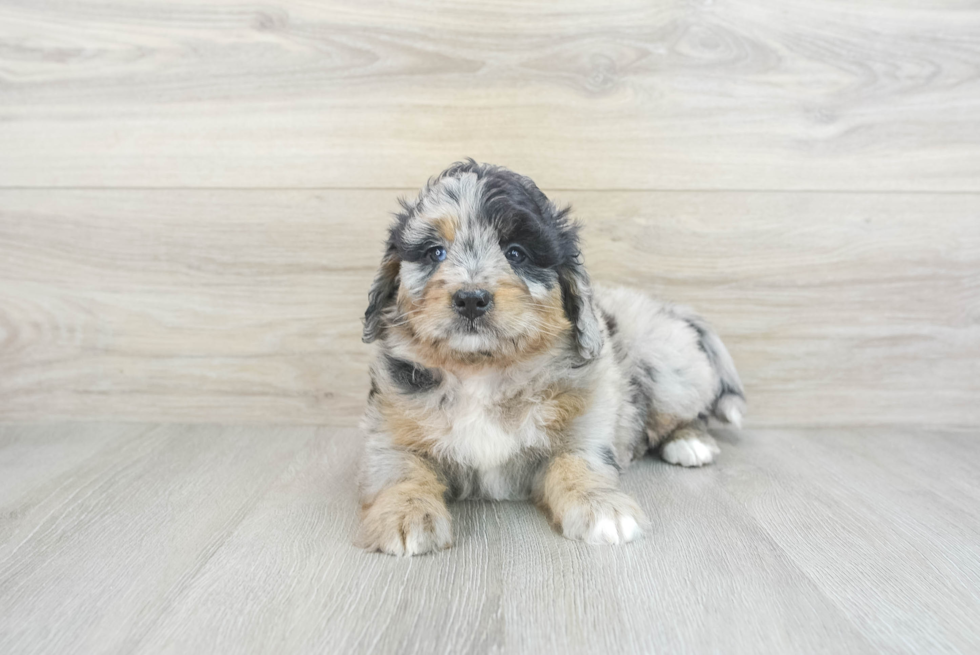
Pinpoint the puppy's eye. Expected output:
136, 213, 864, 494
504, 245, 527, 264
426, 246, 447, 263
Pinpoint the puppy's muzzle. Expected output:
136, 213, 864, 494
452, 289, 493, 321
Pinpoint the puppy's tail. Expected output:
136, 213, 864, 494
678, 308, 746, 428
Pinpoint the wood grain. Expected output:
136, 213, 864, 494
1, 423, 978, 654
1, 189, 976, 427
718, 427, 980, 654
1, 0, 979, 189
0, 424, 313, 655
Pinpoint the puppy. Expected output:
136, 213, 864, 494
357, 161, 745, 556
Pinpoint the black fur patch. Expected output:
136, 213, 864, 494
446, 472, 474, 500
719, 381, 742, 398
362, 244, 400, 342
628, 363, 657, 446
600, 309, 618, 337
600, 446, 621, 472
683, 316, 745, 403
685, 317, 710, 356
515, 259, 559, 289
387, 161, 578, 271
444, 160, 580, 285
444, 184, 460, 203
385, 355, 441, 394
558, 268, 586, 332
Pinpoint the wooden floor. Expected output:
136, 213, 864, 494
1, 423, 978, 655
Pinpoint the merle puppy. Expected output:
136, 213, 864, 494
358, 161, 745, 556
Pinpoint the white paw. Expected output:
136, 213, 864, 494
558, 492, 647, 545
661, 436, 720, 467
358, 501, 453, 557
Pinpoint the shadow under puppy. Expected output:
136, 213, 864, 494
358, 161, 745, 556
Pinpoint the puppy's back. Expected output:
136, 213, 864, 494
594, 285, 746, 441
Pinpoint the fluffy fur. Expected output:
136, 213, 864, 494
357, 161, 745, 556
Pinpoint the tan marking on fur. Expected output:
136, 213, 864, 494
397, 266, 455, 344
494, 277, 571, 353
536, 454, 647, 542
434, 216, 457, 242
660, 419, 714, 446
539, 385, 591, 448
384, 404, 427, 448
356, 456, 451, 552
389, 323, 495, 373
387, 315, 574, 378
359, 456, 445, 511
491, 278, 526, 312
387, 260, 574, 374
494, 391, 533, 431
419, 275, 452, 320
379, 254, 400, 282
490, 380, 589, 442
535, 453, 615, 523
374, 393, 445, 460
648, 413, 684, 444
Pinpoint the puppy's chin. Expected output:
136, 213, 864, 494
444, 323, 497, 353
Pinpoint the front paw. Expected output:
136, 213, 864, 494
554, 491, 647, 545
357, 493, 452, 556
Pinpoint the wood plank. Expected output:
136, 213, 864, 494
129, 425, 876, 655
1, 1, 979, 189
716, 427, 980, 654
1, 189, 976, 427
0, 424, 312, 655
0, 423, 131, 513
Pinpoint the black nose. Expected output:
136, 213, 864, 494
452, 289, 492, 320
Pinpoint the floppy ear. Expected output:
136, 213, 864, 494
362, 243, 401, 343
558, 259, 604, 360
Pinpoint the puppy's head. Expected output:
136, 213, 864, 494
363, 161, 603, 365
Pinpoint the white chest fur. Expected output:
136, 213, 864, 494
431, 371, 550, 470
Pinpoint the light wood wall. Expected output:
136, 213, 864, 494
1, 1, 978, 427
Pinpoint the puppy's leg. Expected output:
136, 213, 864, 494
357, 448, 452, 556
658, 419, 720, 468
534, 453, 647, 545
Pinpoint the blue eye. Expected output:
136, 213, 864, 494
504, 246, 526, 263
427, 246, 446, 263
